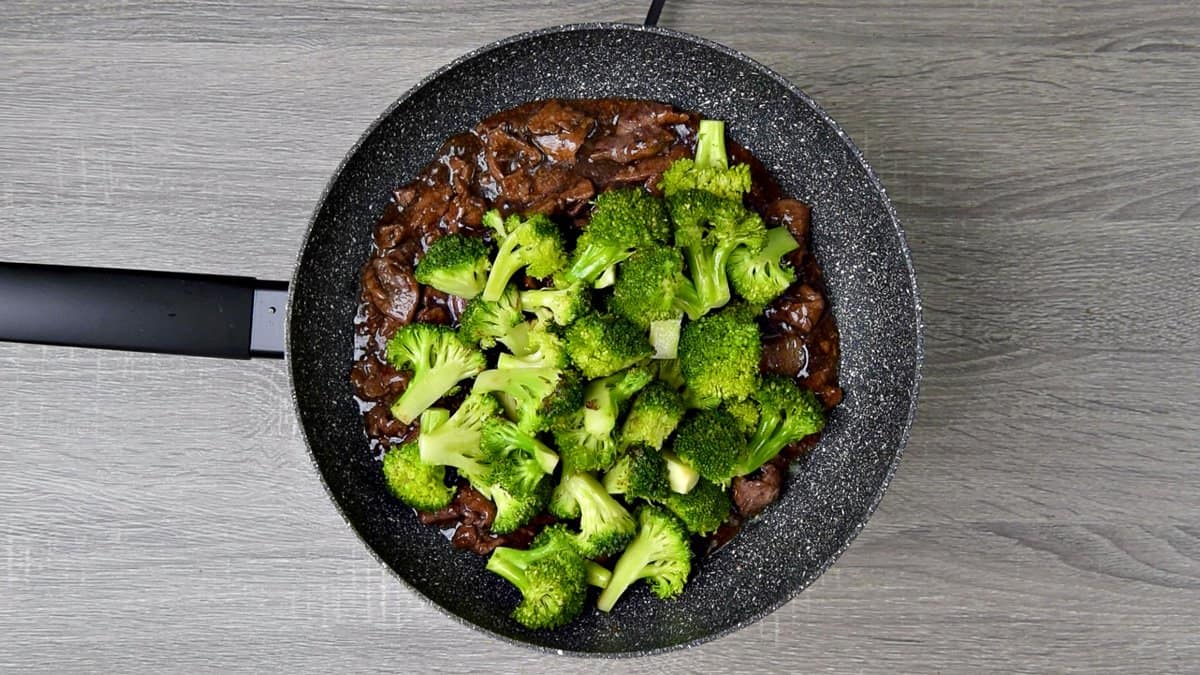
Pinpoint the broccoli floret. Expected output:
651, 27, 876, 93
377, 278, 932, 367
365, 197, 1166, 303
581, 366, 654, 437
481, 416, 559, 497
662, 478, 731, 535
621, 380, 686, 450
728, 226, 800, 307
668, 189, 767, 318
565, 188, 671, 284
677, 304, 761, 404
602, 444, 669, 501
495, 321, 567, 370
486, 525, 588, 629
596, 506, 692, 612
472, 366, 583, 434
490, 477, 553, 535
564, 313, 654, 379
549, 365, 652, 474
459, 284, 527, 352
658, 119, 752, 201
723, 398, 761, 436
386, 323, 486, 424
553, 421, 618, 475
413, 233, 491, 299
671, 407, 746, 485
481, 210, 567, 302
381, 441, 454, 512
416, 392, 501, 486
733, 376, 826, 476
550, 470, 637, 558
520, 283, 591, 326
609, 248, 685, 329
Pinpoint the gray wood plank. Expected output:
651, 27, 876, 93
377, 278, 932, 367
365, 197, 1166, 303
1, 0, 1198, 673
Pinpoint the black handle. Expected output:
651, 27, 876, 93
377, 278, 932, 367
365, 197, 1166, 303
0, 263, 287, 359
644, 0, 666, 27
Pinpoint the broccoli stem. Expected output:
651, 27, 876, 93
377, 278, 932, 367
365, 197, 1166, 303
585, 561, 612, 589
694, 120, 728, 170
682, 245, 733, 313
481, 239, 526, 302
390, 368, 467, 424
533, 445, 559, 474
596, 530, 652, 612
485, 549, 527, 588
673, 279, 707, 320
566, 245, 622, 285
761, 226, 801, 260
663, 451, 700, 494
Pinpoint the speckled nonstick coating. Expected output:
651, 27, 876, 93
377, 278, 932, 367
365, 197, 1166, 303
288, 23, 923, 656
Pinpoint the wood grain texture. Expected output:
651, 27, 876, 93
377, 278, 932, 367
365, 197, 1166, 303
1, 1, 1198, 672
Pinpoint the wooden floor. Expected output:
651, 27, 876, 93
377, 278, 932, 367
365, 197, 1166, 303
2, 1, 1197, 672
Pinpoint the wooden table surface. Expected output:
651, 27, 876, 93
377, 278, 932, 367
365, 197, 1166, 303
2, 1, 1198, 672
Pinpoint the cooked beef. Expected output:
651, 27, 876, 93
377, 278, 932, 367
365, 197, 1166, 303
731, 462, 785, 518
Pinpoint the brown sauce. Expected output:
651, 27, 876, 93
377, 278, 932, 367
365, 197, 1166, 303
350, 99, 841, 554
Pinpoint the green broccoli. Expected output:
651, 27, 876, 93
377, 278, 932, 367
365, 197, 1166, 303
481, 416, 559, 497
677, 304, 761, 404
670, 407, 746, 485
549, 367, 650, 475
733, 376, 826, 476
472, 366, 583, 434
596, 506, 692, 612
459, 284, 528, 352
728, 226, 800, 307
609, 248, 685, 329
386, 323, 486, 424
602, 444, 669, 501
564, 188, 671, 284
564, 313, 654, 379
480, 210, 567, 302
658, 119, 752, 201
520, 283, 591, 326
550, 470, 637, 558
416, 392, 501, 486
490, 477, 553, 535
553, 424, 618, 475
668, 189, 767, 318
621, 380, 686, 450
723, 397, 761, 436
381, 440, 454, 512
580, 366, 654, 437
486, 525, 588, 629
662, 478, 732, 535
495, 321, 567, 370
413, 233, 491, 299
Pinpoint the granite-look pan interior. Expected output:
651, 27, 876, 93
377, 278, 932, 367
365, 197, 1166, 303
288, 24, 922, 656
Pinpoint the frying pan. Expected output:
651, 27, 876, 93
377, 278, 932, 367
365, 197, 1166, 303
0, 5, 922, 657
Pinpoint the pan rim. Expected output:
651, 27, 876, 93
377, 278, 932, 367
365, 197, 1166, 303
287, 21, 924, 658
